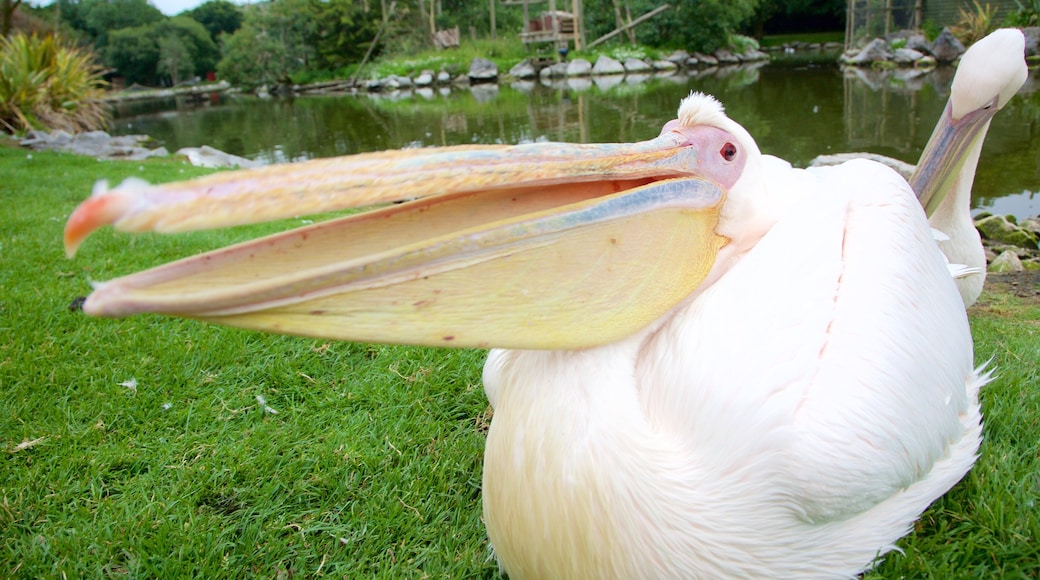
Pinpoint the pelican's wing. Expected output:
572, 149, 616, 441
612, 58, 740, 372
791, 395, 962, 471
640, 159, 980, 523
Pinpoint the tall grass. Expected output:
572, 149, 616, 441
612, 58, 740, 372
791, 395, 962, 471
2, 148, 1038, 577
0, 33, 109, 135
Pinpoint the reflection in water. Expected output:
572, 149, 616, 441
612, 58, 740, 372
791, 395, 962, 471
109, 65, 1040, 217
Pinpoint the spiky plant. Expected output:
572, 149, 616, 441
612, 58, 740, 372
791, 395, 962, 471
0, 33, 109, 134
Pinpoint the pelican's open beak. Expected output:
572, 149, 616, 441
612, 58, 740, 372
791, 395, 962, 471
65, 131, 727, 350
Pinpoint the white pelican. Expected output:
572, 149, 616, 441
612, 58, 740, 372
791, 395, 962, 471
63, 29, 1024, 579
910, 28, 1027, 307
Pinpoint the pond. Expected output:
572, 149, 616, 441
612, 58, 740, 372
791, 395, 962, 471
108, 63, 1040, 219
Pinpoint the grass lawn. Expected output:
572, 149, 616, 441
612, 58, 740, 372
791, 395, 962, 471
2, 146, 1038, 578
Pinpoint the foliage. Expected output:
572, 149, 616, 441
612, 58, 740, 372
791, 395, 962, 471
634, 0, 760, 52
157, 34, 193, 85
216, 0, 315, 89
1004, 0, 1040, 27
106, 17, 218, 86
0, 33, 108, 134
2, 0, 23, 37
366, 37, 528, 80
185, 0, 244, 43
951, 0, 999, 45
307, 0, 380, 71
77, 0, 164, 48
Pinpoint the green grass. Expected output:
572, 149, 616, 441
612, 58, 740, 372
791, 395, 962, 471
2, 146, 1039, 577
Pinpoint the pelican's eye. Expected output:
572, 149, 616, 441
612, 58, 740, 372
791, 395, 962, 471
720, 142, 737, 162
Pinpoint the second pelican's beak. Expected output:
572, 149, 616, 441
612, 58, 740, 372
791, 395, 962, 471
65, 131, 730, 350
910, 28, 1027, 216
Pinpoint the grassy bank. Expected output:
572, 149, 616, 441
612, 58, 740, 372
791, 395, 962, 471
2, 147, 1038, 577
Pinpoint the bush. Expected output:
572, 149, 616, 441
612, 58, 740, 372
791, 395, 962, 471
0, 33, 109, 134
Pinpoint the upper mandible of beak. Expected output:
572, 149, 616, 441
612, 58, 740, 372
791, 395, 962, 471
67, 136, 729, 350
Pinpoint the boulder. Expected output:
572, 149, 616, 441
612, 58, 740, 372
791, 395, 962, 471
566, 58, 592, 77
539, 62, 568, 79
414, 70, 434, 87
176, 145, 259, 169
693, 52, 718, 66
591, 55, 625, 75
714, 49, 741, 64
975, 214, 1040, 249
906, 34, 932, 55
930, 28, 965, 64
622, 58, 652, 73
1023, 27, 1040, 57
664, 50, 690, 65
21, 129, 167, 161
468, 57, 498, 83
892, 47, 924, 65
989, 249, 1024, 272
743, 48, 770, 62
509, 59, 537, 79
436, 70, 452, 84
842, 38, 894, 65
652, 60, 678, 73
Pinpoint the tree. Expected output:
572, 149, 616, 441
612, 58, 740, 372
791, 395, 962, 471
2, 0, 23, 37
106, 16, 218, 85
185, 0, 243, 43
308, 0, 380, 70
80, 0, 163, 47
157, 33, 193, 84
106, 24, 160, 83
637, 0, 759, 52
216, 0, 316, 87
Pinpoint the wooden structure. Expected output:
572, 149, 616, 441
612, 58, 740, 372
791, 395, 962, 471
506, 0, 584, 50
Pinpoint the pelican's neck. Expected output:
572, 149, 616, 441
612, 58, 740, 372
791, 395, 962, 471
929, 125, 988, 306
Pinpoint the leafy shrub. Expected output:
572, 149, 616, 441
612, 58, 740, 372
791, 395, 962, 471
1005, 0, 1040, 26
0, 33, 109, 134
952, 0, 998, 44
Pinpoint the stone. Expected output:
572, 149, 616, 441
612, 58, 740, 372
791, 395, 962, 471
652, 60, 678, 73
21, 129, 166, 161
414, 70, 434, 86
930, 28, 965, 64
808, 152, 915, 181
436, 70, 452, 84
714, 49, 741, 64
1019, 217, 1040, 235
176, 145, 259, 169
664, 50, 689, 65
539, 62, 568, 79
591, 55, 625, 75
693, 52, 718, 66
685, 56, 700, 67
1023, 27, 1040, 57
468, 57, 498, 83
892, 47, 924, 64
906, 34, 932, 55
622, 58, 652, 73
989, 249, 1024, 272
975, 214, 1040, 249
566, 58, 592, 77
509, 59, 536, 79
842, 38, 894, 66
743, 49, 770, 62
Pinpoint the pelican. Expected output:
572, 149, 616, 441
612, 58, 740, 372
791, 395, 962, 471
911, 28, 1027, 307
63, 29, 1025, 579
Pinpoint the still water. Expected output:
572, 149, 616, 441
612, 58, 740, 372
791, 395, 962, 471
109, 63, 1040, 218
